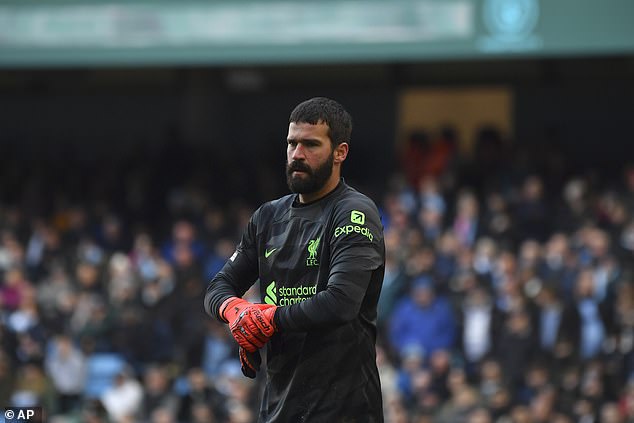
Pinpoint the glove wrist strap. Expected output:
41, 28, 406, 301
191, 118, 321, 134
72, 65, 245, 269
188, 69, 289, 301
219, 296, 244, 323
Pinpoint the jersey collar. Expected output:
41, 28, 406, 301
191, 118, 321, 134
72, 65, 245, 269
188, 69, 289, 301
291, 178, 346, 208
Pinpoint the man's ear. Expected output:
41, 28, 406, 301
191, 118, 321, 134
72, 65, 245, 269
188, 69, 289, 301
333, 142, 349, 164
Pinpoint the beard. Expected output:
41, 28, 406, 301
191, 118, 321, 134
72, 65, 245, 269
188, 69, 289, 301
286, 153, 334, 195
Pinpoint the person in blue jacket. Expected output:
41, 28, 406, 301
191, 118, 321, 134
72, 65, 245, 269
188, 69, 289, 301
389, 275, 456, 358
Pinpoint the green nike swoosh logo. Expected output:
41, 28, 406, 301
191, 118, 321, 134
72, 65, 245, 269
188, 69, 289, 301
264, 248, 277, 258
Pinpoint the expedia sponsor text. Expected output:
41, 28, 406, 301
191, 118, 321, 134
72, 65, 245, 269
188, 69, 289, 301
334, 225, 374, 241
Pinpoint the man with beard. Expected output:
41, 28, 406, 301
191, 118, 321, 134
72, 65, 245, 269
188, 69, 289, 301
204, 97, 385, 422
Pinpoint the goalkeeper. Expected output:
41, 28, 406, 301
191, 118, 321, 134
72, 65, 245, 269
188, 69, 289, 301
204, 97, 385, 422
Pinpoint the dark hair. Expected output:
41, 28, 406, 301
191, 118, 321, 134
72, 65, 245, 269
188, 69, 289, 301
289, 97, 352, 146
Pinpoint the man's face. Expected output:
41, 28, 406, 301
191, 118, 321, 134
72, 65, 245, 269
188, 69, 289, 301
413, 285, 434, 307
286, 121, 335, 195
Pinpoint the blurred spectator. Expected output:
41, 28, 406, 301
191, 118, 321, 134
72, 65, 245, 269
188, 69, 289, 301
389, 276, 456, 358
478, 359, 512, 419
517, 362, 550, 405
7, 292, 40, 335
539, 233, 577, 300
203, 237, 236, 282
101, 368, 143, 422
534, 285, 565, 357
600, 402, 624, 423
25, 222, 54, 280
79, 399, 110, 423
0, 232, 25, 273
452, 190, 480, 248
459, 286, 500, 367
141, 365, 179, 420
394, 344, 426, 407
529, 385, 557, 423
494, 309, 536, 390
482, 191, 513, 244
45, 334, 86, 414
151, 407, 177, 423
162, 220, 205, 269
1, 267, 29, 312
557, 178, 592, 234
72, 294, 113, 353
202, 320, 234, 379
178, 367, 228, 423
106, 253, 138, 308
76, 237, 105, 269
428, 349, 452, 405
435, 367, 479, 423
467, 407, 492, 423
36, 263, 75, 334
11, 363, 55, 410
0, 351, 14, 406
138, 252, 174, 309
417, 177, 446, 243
74, 262, 102, 294
173, 276, 208, 369
515, 175, 550, 243
97, 215, 128, 253
562, 268, 608, 361
191, 403, 216, 423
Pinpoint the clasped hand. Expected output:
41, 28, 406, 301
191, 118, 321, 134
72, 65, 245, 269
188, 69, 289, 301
229, 304, 277, 352
219, 297, 278, 378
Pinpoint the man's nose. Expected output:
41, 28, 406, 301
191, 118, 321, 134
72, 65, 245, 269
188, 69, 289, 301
291, 144, 306, 160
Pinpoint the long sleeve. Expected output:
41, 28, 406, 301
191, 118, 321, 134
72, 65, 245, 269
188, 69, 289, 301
204, 209, 260, 321
275, 199, 385, 331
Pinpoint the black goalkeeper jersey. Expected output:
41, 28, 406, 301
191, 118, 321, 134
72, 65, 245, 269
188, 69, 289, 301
205, 179, 385, 423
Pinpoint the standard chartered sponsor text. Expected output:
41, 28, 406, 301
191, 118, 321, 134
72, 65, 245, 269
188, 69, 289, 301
278, 285, 317, 305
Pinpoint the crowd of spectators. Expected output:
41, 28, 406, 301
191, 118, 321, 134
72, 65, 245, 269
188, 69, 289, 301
1, 128, 634, 423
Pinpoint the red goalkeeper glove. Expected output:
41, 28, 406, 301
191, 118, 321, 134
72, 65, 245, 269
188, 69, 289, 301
219, 297, 252, 324
230, 305, 277, 352
239, 347, 261, 379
